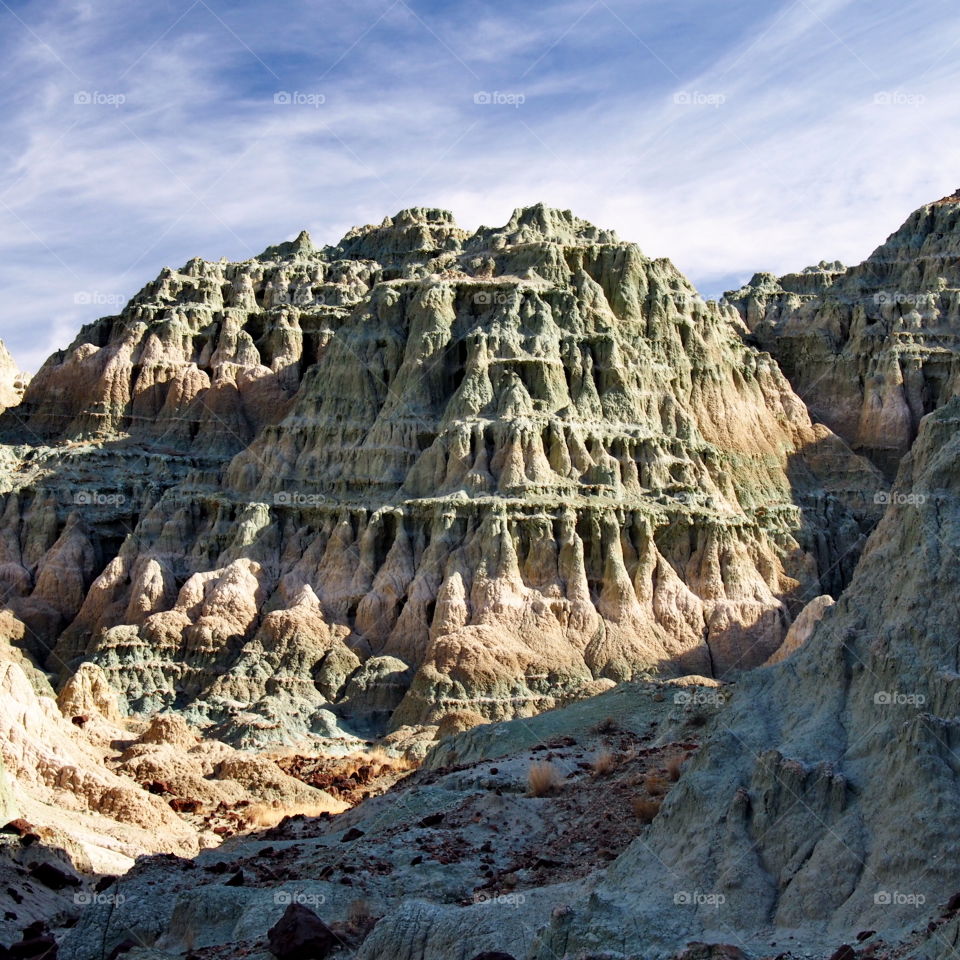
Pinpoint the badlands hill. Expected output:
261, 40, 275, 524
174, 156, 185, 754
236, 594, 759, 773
5, 194, 960, 960
0, 204, 881, 751
726, 188, 960, 478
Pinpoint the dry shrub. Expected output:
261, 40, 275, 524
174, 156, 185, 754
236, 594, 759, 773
631, 797, 662, 823
348, 897, 376, 930
591, 748, 617, 777
643, 773, 669, 796
591, 716, 619, 734
665, 755, 685, 781
243, 801, 338, 829
527, 761, 562, 797
362, 747, 417, 773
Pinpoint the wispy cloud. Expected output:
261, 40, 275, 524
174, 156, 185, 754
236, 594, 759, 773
1, 0, 959, 371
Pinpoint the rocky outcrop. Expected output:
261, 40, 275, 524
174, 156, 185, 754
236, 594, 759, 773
0, 205, 883, 745
726, 190, 960, 477
525, 394, 960, 957
0, 340, 28, 413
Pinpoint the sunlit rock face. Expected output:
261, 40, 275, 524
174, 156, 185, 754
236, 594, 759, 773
726, 189, 960, 478
0, 204, 882, 744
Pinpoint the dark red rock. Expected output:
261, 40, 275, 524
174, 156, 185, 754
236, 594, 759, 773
224, 870, 245, 886
673, 945, 748, 960
828, 947, 856, 960
417, 813, 445, 828
469, 953, 517, 960
1, 820, 36, 837
855, 930, 875, 942
340, 828, 364, 842
27, 863, 80, 891
105, 940, 137, 960
267, 903, 337, 959
9, 936, 57, 960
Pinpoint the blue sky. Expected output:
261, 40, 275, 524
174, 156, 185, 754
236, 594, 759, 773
1, 0, 959, 371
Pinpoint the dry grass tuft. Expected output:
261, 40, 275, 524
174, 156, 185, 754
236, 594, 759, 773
591, 748, 618, 777
527, 761, 562, 797
242, 800, 339, 829
643, 773, 669, 796
665, 755, 685, 781
591, 716, 619, 734
348, 897, 373, 926
631, 797, 662, 823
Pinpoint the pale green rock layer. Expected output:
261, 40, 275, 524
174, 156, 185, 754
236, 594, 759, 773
0, 204, 882, 744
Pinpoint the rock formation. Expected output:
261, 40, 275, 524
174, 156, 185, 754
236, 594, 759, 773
57, 398, 960, 959
726, 189, 960, 477
0, 340, 28, 413
0, 205, 883, 747
522, 393, 960, 959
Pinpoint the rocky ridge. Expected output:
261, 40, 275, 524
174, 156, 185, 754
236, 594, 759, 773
0, 204, 882, 751
726, 189, 960, 477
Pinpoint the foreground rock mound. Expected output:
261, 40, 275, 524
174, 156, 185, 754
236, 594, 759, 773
526, 395, 960, 957
0, 205, 882, 744
727, 189, 960, 477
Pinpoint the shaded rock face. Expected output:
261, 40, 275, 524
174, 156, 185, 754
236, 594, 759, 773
726, 191, 960, 478
0, 205, 883, 744
524, 396, 960, 958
